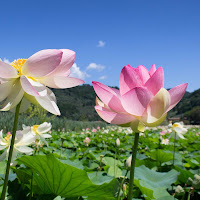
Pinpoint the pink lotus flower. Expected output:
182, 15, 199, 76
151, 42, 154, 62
160, 130, 166, 136
92, 64, 187, 132
83, 137, 91, 146
0, 49, 84, 115
92, 128, 97, 133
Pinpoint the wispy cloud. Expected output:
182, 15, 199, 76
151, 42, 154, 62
70, 63, 90, 80
0, 58, 11, 64
97, 40, 106, 47
99, 75, 107, 80
86, 63, 105, 71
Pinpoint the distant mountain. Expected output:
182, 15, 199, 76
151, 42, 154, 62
52, 85, 200, 124
52, 84, 101, 121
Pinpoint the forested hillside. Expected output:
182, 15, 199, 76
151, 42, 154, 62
52, 85, 200, 124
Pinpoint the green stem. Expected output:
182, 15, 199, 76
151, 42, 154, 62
1, 102, 21, 200
172, 132, 177, 166
117, 170, 128, 200
114, 144, 117, 177
127, 132, 140, 200
187, 192, 190, 200
29, 171, 33, 200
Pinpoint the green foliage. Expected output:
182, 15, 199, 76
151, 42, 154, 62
185, 106, 200, 124
169, 88, 200, 124
18, 154, 119, 199
1, 126, 200, 199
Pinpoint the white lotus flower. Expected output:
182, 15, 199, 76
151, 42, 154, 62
169, 122, 187, 139
161, 138, 169, 145
0, 130, 35, 165
23, 122, 52, 146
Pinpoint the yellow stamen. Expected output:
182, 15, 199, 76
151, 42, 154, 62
10, 59, 27, 76
172, 123, 180, 128
10, 59, 37, 81
5, 134, 12, 141
33, 125, 39, 135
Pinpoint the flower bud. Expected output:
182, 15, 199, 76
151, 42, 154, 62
116, 138, 120, 147
126, 155, 132, 168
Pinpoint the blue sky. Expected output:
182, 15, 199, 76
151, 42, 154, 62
0, 0, 199, 92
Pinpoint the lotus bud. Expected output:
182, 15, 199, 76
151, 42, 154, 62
126, 155, 132, 168
116, 138, 120, 147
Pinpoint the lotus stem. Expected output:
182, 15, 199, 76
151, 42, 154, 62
172, 132, 177, 166
1, 101, 21, 200
117, 170, 128, 200
127, 132, 139, 200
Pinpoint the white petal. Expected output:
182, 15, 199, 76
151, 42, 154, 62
15, 131, 23, 141
15, 146, 34, 154
0, 130, 8, 146
37, 122, 52, 134
176, 132, 185, 139
10, 97, 30, 113
1, 79, 24, 111
0, 150, 8, 161
15, 132, 36, 147
35, 88, 60, 115
11, 149, 18, 164
0, 145, 7, 150
0, 79, 16, 102
40, 134, 52, 139
20, 75, 47, 96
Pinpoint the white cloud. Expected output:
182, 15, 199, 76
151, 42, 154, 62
0, 58, 11, 64
86, 63, 105, 71
70, 63, 90, 80
97, 40, 106, 47
99, 75, 107, 80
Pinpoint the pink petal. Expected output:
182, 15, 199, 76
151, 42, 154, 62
142, 88, 170, 124
119, 65, 142, 96
21, 49, 63, 77
35, 88, 60, 115
121, 87, 153, 116
92, 81, 126, 112
37, 76, 84, 88
20, 76, 47, 96
144, 67, 164, 95
0, 61, 18, 78
149, 64, 156, 76
48, 49, 76, 76
95, 105, 136, 124
135, 65, 150, 84
167, 83, 188, 112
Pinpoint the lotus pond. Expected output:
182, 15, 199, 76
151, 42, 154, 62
0, 125, 200, 200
